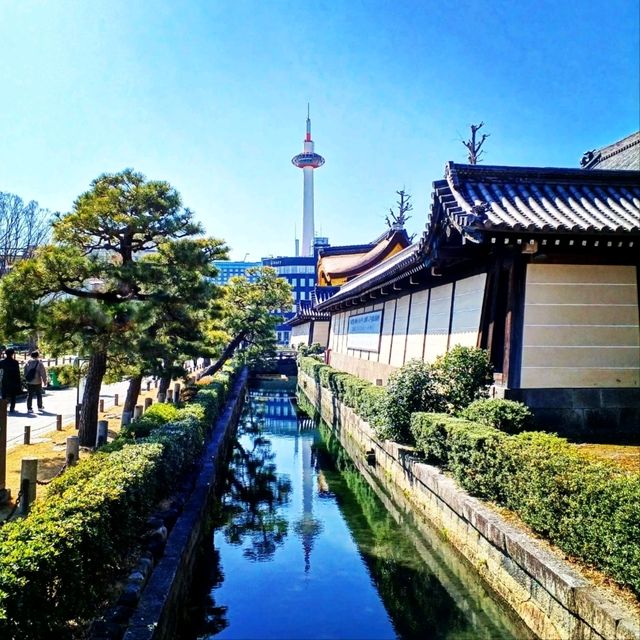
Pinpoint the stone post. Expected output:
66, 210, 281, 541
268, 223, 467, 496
99, 399, 104, 413
133, 405, 143, 420
56, 414, 62, 431
146, 381, 151, 392
166, 389, 174, 403
96, 420, 108, 447
173, 383, 181, 403
20, 458, 38, 516
121, 411, 132, 427
157, 391, 166, 403
23, 425, 31, 445
66, 436, 79, 466
144, 397, 153, 412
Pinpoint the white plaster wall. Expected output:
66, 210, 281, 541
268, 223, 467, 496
424, 283, 453, 362
450, 274, 486, 349
405, 289, 430, 361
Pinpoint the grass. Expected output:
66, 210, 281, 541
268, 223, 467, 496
0, 386, 160, 520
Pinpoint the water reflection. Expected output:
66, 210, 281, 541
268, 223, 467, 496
186, 382, 527, 640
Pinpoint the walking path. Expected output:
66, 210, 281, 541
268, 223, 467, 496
6, 380, 131, 449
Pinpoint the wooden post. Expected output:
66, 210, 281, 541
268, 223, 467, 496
20, 458, 38, 515
99, 399, 104, 413
56, 414, 62, 431
121, 411, 132, 427
23, 425, 31, 445
166, 389, 173, 403
96, 420, 108, 447
0, 400, 9, 503
154, 379, 158, 389
66, 436, 79, 466
146, 381, 151, 392
173, 383, 181, 403
133, 405, 143, 420
144, 397, 153, 411
114, 393, 119, 407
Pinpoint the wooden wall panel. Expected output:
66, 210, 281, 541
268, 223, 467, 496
424, 283, 453, 363
405, 290, 429, 361
390, 295, 410, 367
521, 264, 640, 388
449, 274, 486, 349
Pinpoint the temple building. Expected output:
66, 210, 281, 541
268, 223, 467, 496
316, 156, 640, 441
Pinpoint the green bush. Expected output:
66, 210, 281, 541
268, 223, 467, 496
47, 364, 80, 387
431, 345, 493, 413
382, 360, 442, 443
410, 413, 640, 595
355, 385, 387, 429
0, 367, 239, 638
461, 398, 533, 433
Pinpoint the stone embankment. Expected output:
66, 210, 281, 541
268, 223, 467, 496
298, 370, 640, 640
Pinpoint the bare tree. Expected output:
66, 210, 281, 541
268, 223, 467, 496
462, 122, 490, 164
0, 193, 51, 275
385, 189, 413, 228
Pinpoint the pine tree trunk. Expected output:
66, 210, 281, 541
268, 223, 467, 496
123, 374, 143, 416
200, 332, 245, 379
158, 374, 171, 396
78, 351, 108, 447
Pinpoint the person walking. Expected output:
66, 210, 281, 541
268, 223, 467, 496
24, 351, 48, 413
0, 349, 23, 412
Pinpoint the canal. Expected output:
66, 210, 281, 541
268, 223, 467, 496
185, 380, 531, 639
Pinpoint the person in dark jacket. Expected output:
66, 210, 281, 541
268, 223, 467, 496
0, 349, 23, 412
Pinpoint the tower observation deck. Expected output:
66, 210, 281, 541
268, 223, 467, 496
292, 107, 325, 256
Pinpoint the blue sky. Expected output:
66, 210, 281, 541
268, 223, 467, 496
1, 1, 638, 259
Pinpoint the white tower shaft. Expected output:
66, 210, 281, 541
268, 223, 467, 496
292, 107, 324, 258
302, 169, 314, 256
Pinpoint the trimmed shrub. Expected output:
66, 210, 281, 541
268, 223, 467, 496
410, 413, 640, 595
48, 363, 80, 387
0, 367, 239, 638
382, 360, 442, 443
431, 345, 493, 413
461, 398, 533, 434
355, 385, 387, 429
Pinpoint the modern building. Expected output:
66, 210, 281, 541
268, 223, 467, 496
317, 158, 640, 442
262, 255, 317, 344
212, 260, 261, 285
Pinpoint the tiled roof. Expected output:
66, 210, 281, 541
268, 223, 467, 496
316, 244, 422, 310
436, 162, 640, 238
313, 286, 340, 304
286, 300, 331, 326
580, 131, 640, 170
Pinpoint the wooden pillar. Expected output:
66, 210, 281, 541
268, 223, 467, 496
66, 436, 79, 466
20, 458, 38, 515
96, 420, 108, 447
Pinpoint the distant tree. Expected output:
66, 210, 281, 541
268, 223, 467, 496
201, 267, 292, 378
462, 122, 490, 164
385, 189, 413, 229
0, 169, 227, 446
0, 192, 51, 275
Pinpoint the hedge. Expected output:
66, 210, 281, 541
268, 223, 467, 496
0, 365, 237, 638
299, 356, 640, 595
410, 413, 640, 596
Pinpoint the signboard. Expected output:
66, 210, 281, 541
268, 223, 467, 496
347, 310, 382, 352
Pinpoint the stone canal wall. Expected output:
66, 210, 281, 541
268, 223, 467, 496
123, 368, 249, 640
298, 370, 639, 640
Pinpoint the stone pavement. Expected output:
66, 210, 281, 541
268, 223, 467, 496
6, 380, 131, 449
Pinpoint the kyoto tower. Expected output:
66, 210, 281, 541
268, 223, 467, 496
292, 106, 325, 256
